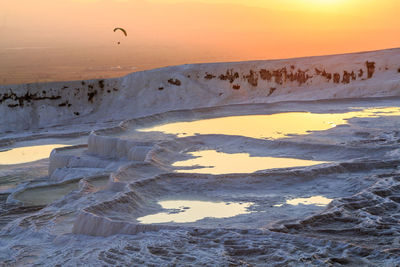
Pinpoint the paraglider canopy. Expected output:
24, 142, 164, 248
113, 27, 127, 36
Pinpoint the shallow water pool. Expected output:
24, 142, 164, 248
172, 150, 329, 174
0, 144, 69, 165
138, 107, 400, 140
138, 200, 254, 224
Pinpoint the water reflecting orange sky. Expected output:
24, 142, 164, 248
0, 144, 68, 165
172, 150, 328, 174
139, 107, 400, 139
275, 195, 333, 207
141, 107, 400, 174
138, 200, 253, 224
1, 0, 399, 84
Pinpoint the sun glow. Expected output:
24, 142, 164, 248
294, 0, 349, 12
302, 0, 345, 5
151, 0, 350, 11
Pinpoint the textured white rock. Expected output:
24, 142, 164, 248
87, 132, 152, 161
1, 48, 400, 133
2, 48, 400, 266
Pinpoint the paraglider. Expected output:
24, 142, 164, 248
113, 27, 127, 45
113, 27, 127, 36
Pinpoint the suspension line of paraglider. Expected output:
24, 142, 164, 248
113, 27, 127, 45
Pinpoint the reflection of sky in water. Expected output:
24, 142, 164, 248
275, 195, 333, 207
138, 200, 253, 224
173, 150, 329, 174
138, 107, 400, 139
0, 144, 68, 165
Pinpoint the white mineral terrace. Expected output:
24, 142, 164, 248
1, 48, 400, 266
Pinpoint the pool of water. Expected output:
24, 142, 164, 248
0, 144, 70, 165
15, 181, 79, 206
138, 107, 400, 140
172, 150, 329, 174
13, 176, 110, 206
137, 200, 254, 224
275, 195, 333, 207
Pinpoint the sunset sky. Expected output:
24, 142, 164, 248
1, 0, 399, 84
2, 0, 399, 55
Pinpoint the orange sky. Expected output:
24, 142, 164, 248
1, 0, 399, 60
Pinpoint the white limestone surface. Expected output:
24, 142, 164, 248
1, 48, 400, 266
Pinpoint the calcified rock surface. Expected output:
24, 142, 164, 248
1, 48, 400, 133
1, 48, 400, 266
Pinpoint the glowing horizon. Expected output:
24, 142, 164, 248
1, 0, 399, 55
1, 0, 399, 84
